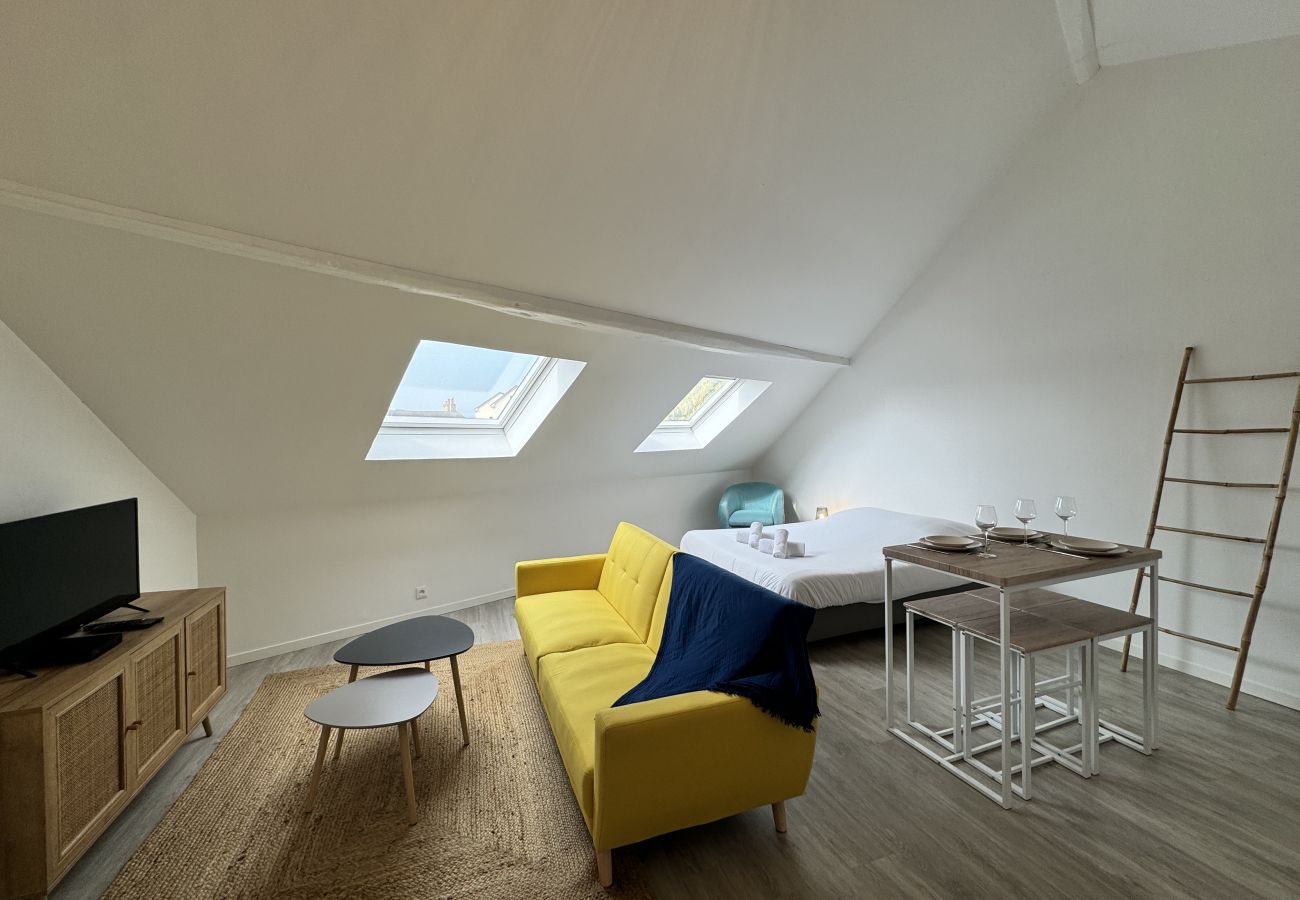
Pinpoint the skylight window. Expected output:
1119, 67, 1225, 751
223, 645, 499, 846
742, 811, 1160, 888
661, 376, 737, 426
367, 340, 585, 460
636, 377, 771, 453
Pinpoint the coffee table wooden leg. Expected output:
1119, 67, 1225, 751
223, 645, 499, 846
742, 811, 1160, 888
409, 716, 421, 758
306, 725, 332, 812
331, 666, 359, 761
450, 654, 469, 746
397, 722, 418, 825
424, 660, 430, 671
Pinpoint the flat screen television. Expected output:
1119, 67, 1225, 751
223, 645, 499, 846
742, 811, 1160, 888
0, 498, 140, 666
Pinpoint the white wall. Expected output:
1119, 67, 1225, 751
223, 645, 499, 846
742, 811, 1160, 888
759, 38, 1300, 709
202, 469, 745, 662
0, 317, 197, 590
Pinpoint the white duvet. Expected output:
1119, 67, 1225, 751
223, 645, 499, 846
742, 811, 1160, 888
679, 507, 973, 609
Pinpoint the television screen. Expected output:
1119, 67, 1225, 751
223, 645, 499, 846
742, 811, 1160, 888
0, 498, 140, 661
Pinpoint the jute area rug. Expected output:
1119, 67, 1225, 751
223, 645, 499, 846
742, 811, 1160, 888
105, 641, 653, 899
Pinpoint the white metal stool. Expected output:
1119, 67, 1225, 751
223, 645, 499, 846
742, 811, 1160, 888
902, 593, 1015, 756
966, 588, 1157, 768
959, 611, 1097, 798
901, 593, 1082, 801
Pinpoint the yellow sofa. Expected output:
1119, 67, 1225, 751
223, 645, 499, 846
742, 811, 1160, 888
515, 522, 817, 886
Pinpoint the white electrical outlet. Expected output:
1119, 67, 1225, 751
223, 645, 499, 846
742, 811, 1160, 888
415, 585, 429, 602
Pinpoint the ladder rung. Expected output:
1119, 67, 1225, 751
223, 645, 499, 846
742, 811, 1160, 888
1164, 476, 1279, 489
1154, 525, 1266, 544
1183, 371, 1300, 384
1172, 427, 1290, 435
1142, 572, 1254, 598
1158, 627, 1240, 653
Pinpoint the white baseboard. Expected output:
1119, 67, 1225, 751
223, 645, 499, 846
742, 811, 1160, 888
226, 588, 515, 667
1100, 637, 1300, 711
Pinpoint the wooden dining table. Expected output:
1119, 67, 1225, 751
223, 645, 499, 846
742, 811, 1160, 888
882, 533, 1162, 807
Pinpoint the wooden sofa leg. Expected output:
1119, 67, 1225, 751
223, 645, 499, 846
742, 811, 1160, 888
596, 849, 613, 887
772, 801, 788, 833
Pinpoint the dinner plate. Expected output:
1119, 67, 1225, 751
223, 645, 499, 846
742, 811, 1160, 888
988, 526, 1043, 541
920, 535, 980, 551
1059, 536, 1119, 553
1050, 539, 1127, 557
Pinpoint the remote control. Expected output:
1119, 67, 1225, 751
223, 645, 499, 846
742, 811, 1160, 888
83, 616, 164, 634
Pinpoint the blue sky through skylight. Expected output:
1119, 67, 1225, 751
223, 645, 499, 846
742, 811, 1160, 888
387, 340, 540, 421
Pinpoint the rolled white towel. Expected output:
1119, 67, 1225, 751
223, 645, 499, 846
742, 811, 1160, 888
748, 521, 765, 548
735, 528, 749, 543
785, 540, 806, 558
757, 537, 775, 554
772, 528, 790, 559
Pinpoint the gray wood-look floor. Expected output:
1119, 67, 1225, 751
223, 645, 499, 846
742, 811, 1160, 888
53, 599, 1300, 900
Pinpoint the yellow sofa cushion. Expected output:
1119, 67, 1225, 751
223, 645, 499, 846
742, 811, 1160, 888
645, 555, 674, 654
536, 643, 656, 824
597, 523, 675, 641
516, 590, 641, 677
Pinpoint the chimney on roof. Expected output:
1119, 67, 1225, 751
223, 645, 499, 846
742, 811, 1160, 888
443, 397, 459, 414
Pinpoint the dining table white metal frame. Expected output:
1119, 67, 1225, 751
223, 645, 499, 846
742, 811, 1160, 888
882, 537, 1161, 808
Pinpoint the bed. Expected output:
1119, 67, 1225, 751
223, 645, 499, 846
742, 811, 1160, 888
679, 506, 976, 640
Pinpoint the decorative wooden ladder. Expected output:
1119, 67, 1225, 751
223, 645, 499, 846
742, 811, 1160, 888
1121, 346, 1300, 709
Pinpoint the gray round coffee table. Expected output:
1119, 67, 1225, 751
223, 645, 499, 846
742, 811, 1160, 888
331, 615, 475, 758
303, 667, 439, 825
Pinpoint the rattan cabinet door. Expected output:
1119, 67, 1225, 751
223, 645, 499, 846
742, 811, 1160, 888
49, 669, 128, 874
128, 627, 186, 786
184, 596, 225, 731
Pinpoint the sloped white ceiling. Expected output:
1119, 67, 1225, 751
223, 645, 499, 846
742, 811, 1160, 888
0, 1, 1076, 515
1092, 1, 1300, 66
0, 1, 1072, 359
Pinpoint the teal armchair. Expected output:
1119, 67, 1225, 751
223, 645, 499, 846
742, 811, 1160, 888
718, 482, 786, 528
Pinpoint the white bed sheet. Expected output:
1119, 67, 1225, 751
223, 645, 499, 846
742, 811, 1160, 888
679, 507, 973, 609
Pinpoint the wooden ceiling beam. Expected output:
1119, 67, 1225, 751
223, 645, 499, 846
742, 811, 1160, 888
1054, 0, 1100, 84
0, 178, 849, 367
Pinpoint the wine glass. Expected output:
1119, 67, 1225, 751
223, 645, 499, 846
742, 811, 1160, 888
1014, 498, 1038, 545
1055, 496, 1078, 538
975, 505, 998, 558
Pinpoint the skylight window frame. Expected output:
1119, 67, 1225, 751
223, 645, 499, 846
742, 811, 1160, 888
366, 342, 586, 461
635, 376, 771, 453
378, 354, 553, 435
653, 376, 741, 433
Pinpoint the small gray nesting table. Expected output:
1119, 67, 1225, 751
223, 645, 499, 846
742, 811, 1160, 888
331, 615, 475, 759
304, 667, 439, 824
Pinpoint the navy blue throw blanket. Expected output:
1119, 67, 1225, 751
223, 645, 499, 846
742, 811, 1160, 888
614, 553, 819, 731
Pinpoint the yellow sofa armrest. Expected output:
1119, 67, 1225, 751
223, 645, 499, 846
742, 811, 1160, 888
515, 553, 607, 598
591, 690, 816, 851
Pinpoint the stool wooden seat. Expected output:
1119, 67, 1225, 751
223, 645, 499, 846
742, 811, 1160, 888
966, 586, 1083, 613
961, 609, 1093, 654
966, 587, 1153, 637
1031, 598, 1152, 637
903, 592, 999, 625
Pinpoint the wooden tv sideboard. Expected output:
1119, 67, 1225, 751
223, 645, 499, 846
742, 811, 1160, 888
0, 588, 226, 899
